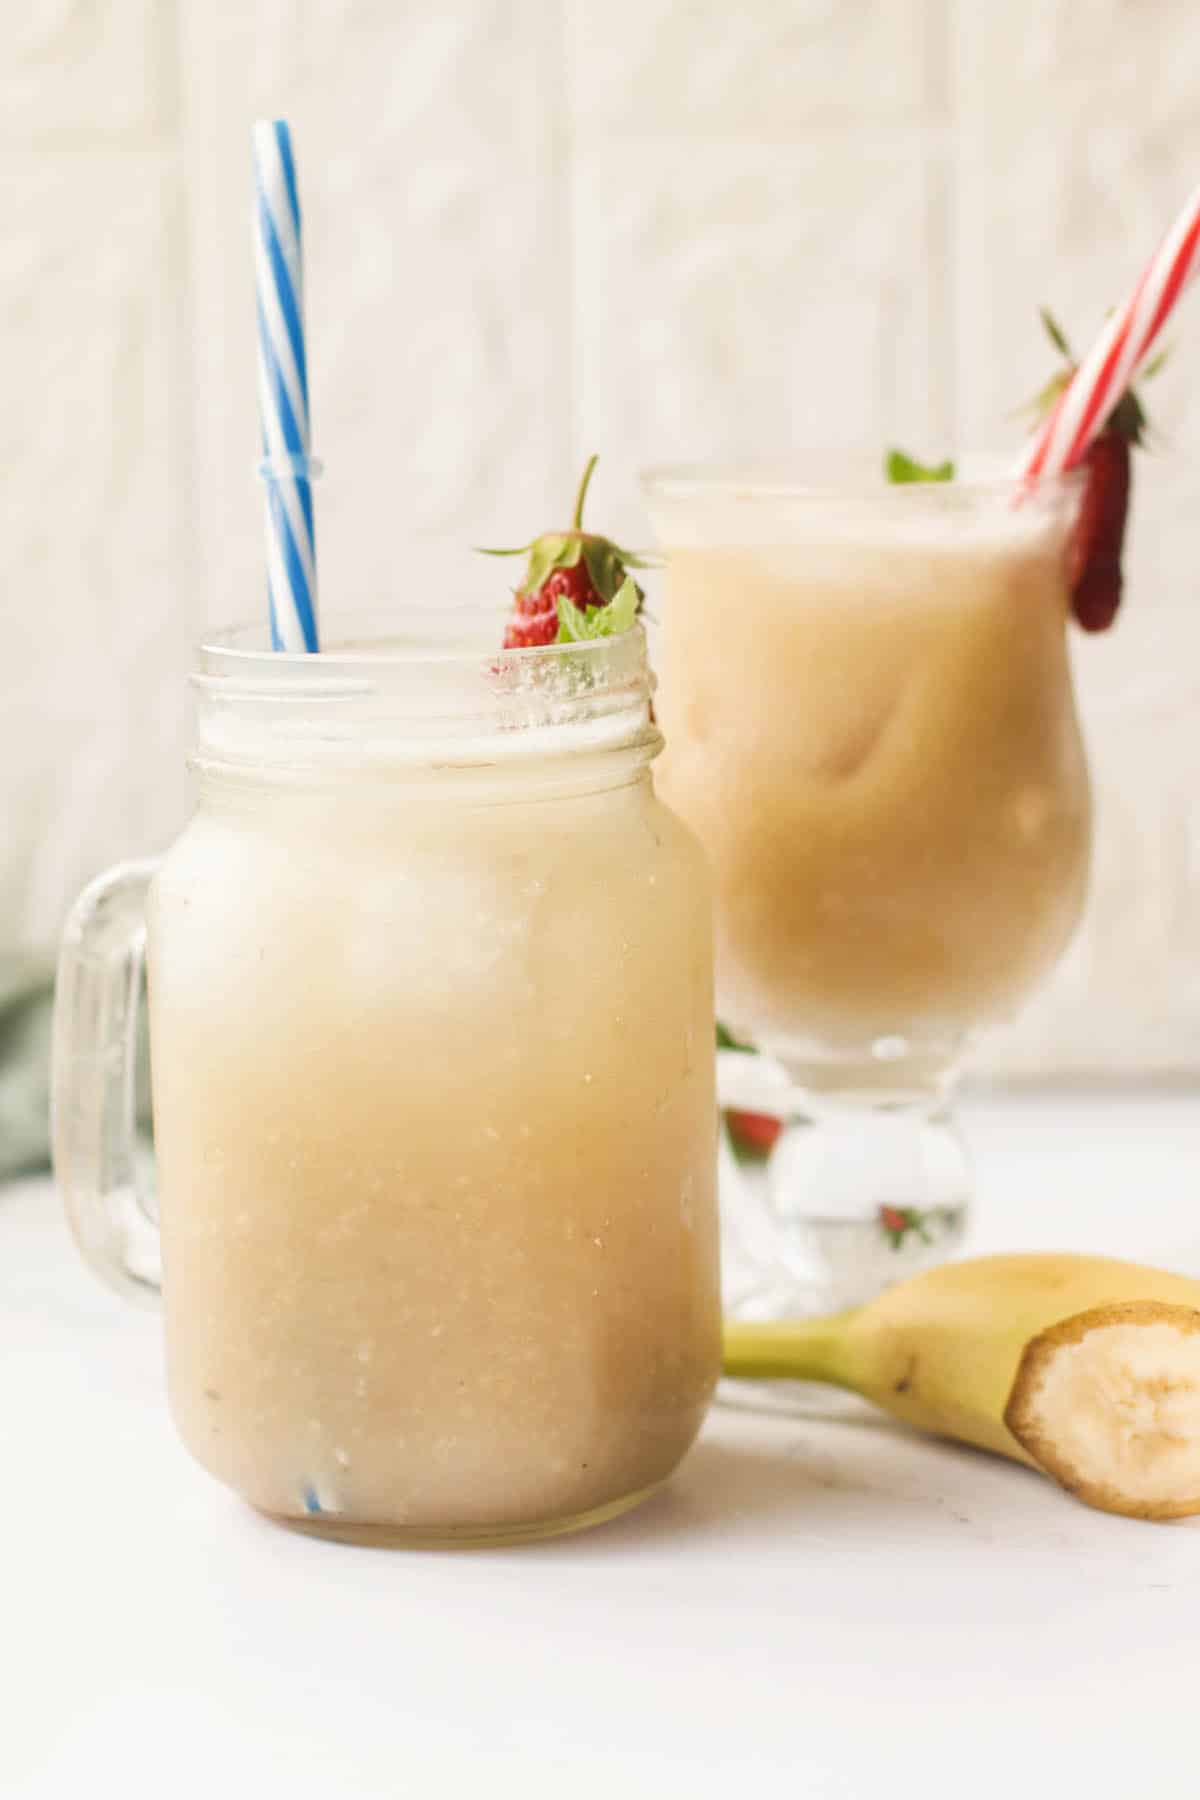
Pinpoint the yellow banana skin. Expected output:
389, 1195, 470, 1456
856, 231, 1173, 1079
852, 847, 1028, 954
723, 1254, 1200, 1514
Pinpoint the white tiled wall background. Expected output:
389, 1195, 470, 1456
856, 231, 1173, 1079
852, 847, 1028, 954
6, 0, 1200, 1078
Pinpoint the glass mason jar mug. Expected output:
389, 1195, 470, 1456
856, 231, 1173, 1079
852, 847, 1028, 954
53, 615, 720, 1545
643, 460, 1092, 1320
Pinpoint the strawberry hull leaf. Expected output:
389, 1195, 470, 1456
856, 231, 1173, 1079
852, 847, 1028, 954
1107, 388, 1147, 448
1040, 306, 1075, 360
582, 537, 623, 602
520, 533, 582, 596
582, 536, 646, 605
1018, 369, 1072, 422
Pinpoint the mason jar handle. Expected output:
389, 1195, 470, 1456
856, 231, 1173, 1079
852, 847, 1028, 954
52, 860, 162, 1304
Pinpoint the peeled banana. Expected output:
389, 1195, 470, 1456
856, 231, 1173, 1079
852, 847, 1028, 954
722, 1254, 1200, 1519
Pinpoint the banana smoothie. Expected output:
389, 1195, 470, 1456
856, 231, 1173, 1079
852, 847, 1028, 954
648, 472, 1091, 1082
145, 621, 720, 1542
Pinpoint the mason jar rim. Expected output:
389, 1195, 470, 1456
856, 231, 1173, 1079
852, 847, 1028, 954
197, 606, 635, 669
189, 609, 659, 780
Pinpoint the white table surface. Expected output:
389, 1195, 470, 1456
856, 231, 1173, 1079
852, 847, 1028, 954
5, 1092, 1200, 1799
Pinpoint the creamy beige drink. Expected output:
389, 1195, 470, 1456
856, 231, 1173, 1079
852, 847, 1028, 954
647, 470, 1091, 1085
142, 621, 718, 1542
641, 465, 1092, 1319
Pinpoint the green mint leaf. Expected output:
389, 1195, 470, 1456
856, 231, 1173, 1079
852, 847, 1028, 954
885, 449, 955, 484
716, 1021, 756, 1052
554, 576, 641, 645
605, 575, 639, 634
554, 596, 593, 643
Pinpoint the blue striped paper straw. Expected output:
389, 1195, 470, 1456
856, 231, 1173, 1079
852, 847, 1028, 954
253, 119, 319, 652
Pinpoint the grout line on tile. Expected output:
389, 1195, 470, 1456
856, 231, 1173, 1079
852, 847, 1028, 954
163, 0, 204, 653
935, 0, 959, 452
548, 0, 576, 483
948, 0, 981, 449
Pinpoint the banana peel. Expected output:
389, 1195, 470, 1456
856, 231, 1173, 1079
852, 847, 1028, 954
723, 1254, 1200, 1520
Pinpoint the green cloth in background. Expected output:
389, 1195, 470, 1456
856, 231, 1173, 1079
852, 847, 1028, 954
0, 957, 54, 1179
0, 955, 154, 1184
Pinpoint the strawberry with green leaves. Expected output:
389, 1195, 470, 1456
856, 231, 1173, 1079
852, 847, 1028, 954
483, 455, 652, 649
888, 308, 1165, 635
1032, 308, 1161, 635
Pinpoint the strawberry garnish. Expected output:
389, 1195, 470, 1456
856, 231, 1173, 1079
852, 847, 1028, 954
482, 455, 652, 649
1069, 424, 1132, 634
502, 601, 560, 649
1028, 309, 1161, 634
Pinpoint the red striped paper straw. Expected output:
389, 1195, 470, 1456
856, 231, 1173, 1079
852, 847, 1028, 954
1017, 180, 1200, 480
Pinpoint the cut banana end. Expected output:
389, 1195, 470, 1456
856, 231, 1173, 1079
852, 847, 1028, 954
1005, 1301, 1200, 1520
